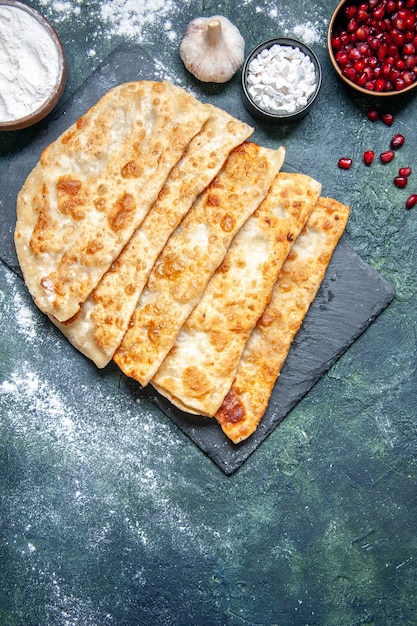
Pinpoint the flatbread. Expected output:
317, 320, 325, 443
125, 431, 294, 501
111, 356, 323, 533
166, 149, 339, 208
215, 196, 350, 443
114, 142, 286, 387
50, 106, 253, 367
14, 80, 211, 322
151, 172, 322, 416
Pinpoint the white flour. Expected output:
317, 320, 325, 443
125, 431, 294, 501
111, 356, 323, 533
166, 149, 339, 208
37, 0, 325, 54
0, 5, 61, 122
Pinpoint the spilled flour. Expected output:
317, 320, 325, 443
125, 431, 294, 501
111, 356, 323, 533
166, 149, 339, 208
36, 0, 326, 59
1, 268, 235, 624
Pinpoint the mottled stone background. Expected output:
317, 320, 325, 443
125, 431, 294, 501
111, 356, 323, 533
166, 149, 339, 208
1, 1, 416, 624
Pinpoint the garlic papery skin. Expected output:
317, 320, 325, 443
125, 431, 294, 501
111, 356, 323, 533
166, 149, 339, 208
180, 16, 245, 83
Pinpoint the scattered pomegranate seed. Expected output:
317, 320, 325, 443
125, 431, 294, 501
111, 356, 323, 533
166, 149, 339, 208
366, 106, 379, 121
363, 150, 375, 165
399, 166, 412, 177
394, 175, 408, 188
381, 112, 395, 126
338, 157, 353, 169
380, 150, 395, 163
390, 133, 405, 148
405, 194, 417, 209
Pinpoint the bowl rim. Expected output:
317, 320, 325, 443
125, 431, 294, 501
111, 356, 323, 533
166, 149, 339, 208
0, 0, 67, 131
241, 36, 323, 120
327, 0, 417, 97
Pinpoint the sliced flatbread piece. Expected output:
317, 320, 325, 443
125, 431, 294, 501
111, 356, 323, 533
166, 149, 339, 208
51, 106, 254, 367
216, 196, 350, 444
151, 172, 322, 416
114, 142, 286, 387
15, 80, 211, 322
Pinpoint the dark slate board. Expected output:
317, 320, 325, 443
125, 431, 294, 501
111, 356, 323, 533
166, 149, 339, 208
0, 45, 395, 474
142, 240, 395, 474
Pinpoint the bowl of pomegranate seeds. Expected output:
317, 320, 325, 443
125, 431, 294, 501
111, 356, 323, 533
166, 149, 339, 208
328, 0, 417, 96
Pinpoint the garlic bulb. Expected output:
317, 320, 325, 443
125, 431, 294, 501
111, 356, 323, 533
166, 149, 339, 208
180, 16, 245, 83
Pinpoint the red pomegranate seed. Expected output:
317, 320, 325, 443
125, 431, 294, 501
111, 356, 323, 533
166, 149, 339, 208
369, 36, 381, 50
357, 7, 370, 21
345, 5, 357, 18
399, 166, 412, 177
403, 70, 415, 85
338, 157, 353, 169
381, 112, 395, 125
405, 194, 417, 209
336, 50, 350, 67
380, 150, 395, 163
373, 4, 386, 19
404, 54, 417, 69
343, 66, 358, 81
394, 176, 408, 187
332, 36, 343, 51
392, 29, 406, 47
363, 150, 375, 165
367, 106, 379, 121
395, 75, 407, 89
391, 133, 405, 148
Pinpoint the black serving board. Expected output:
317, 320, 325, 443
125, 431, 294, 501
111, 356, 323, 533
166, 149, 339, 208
0, 45, 395, 474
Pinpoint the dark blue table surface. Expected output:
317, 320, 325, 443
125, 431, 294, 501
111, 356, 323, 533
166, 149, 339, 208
1, 2, 416, 624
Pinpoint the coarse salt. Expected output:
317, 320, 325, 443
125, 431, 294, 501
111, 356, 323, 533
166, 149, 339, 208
247, 44, 317, 115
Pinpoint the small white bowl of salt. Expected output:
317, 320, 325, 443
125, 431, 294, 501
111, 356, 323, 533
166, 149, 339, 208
241, 37, 322, 123
0, 0, 67, 131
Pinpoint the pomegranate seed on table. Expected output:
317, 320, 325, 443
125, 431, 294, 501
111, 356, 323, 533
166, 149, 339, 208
399, 167, 412, 177
381, 112, 395, 126
363, 150, 375, 165
367, 106, 379, 121
338, 157, 353, 169
380, 150, 395, 163
390, 133, 405, 148
394, 176, 408, 188
405, 194, 417, 209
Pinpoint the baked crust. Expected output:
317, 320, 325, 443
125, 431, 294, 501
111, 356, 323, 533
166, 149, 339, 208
49, 105, 253, 366
114, 141, 285, 386
15, 81, 211, 322
215, 196, 350, 443
151, 172, 322, 416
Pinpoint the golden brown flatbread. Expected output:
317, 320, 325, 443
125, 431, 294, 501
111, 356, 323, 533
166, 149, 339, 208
50, 106, 253, 367
14, 80, 211, 322
114, 141, 286, 386
151, 172, 322, 416
216, 196, 350, 443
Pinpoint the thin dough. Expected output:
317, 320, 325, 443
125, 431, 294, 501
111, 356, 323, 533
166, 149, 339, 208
215, 196, 350, 443
114, 142, 286, 386
15, 81, 211, 322
50, 106, 253, 366
152, 172, 322, 416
